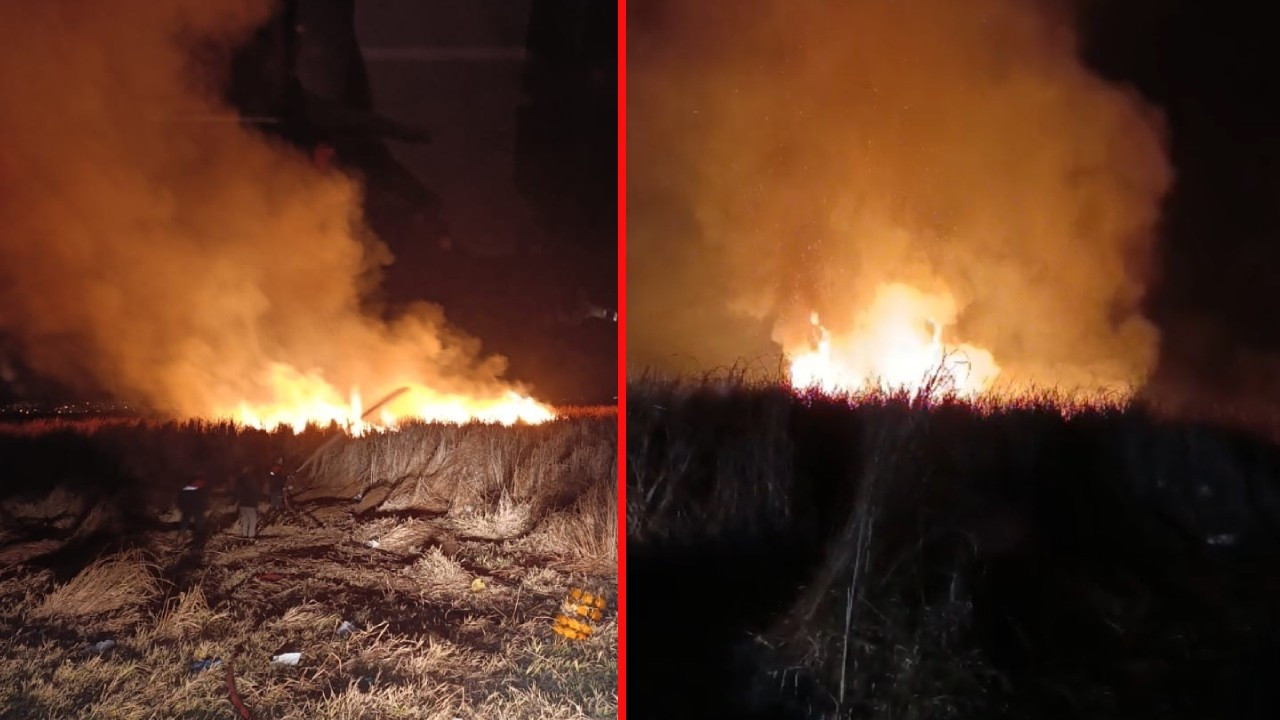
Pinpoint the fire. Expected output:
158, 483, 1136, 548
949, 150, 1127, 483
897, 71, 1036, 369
215, 363, 554, 435
787, 283, 1000, 399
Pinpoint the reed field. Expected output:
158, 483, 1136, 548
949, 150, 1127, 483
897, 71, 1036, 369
628, 377, 1280, 720
0, 409, 617, 719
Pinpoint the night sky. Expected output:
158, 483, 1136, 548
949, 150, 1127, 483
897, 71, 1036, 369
1079, 0, 1279, 404
295, 0, 617, 405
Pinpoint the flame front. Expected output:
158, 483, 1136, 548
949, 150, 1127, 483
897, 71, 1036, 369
217, 363, 554, 435
787, 283, 1000, 399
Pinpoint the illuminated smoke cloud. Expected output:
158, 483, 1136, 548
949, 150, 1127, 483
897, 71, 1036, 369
0, 1, 548, 424
629, 0, 1172, 392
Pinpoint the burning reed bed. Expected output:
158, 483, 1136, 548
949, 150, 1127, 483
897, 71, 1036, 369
0, 410, 617, 718
628, 377, 1280, 720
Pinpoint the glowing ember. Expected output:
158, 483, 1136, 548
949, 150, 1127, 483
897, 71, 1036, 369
787, 283, 1000, 399
214, 363, 554, 435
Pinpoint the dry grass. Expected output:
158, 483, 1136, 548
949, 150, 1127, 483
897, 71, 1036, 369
30, 549, 161, 626
152, 585, 227, 641
0, 539, 63, 568
299, 417, 618, 569
1, 487, 86, 523
367, 519, 451, 555
0, 413, 617, 719
629, 375, 1280, 719
537, 481, 618, 571
407, 546, 474, 593
453, 493, 537, 541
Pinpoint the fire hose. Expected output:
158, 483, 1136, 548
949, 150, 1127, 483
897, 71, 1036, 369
225, 664, 251, 719
285, 386, 410, 519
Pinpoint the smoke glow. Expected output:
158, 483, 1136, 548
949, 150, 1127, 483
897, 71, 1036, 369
629, 0, 1173, 395
0, 1, 553, 428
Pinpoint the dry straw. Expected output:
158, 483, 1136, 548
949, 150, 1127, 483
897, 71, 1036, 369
31, 548, 160, 621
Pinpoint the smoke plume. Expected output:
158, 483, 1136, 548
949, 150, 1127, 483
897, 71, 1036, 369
0, 1, 535, 419
629, 0, 1172, 391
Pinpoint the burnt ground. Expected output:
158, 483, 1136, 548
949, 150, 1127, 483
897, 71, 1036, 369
0, 496, 617, 719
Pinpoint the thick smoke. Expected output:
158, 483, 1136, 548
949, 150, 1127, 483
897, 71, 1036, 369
629, 0, 1172, 390
0, 1, 530, 417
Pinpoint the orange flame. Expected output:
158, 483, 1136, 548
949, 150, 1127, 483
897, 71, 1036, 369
214, 363, 554, 435
787, 283, 999, 399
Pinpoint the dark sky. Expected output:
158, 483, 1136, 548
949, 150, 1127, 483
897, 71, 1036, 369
356, 1, 616, 405
1077, 0, 1280, 403
344, 0, 617, 404
354, 1, 540, 256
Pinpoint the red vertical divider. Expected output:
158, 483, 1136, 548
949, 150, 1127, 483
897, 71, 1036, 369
616, 0, 628, 716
